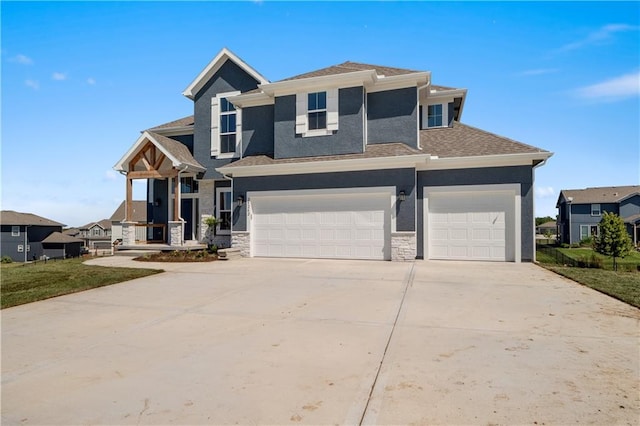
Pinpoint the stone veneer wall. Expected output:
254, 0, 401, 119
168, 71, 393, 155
168, 221, 183, 246
391, 232, 416, 261
231, 232, 250, 257
121, 222, 137, 245
198, 179, 215, 242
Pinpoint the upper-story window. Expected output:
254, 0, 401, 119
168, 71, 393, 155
211, 91, 241, 158
307, 92, 327, 130
591, 203, 601, 216
11, 226, 20, 237
427, 104, 443, 127
92, 228, 101, 236
296, 88, 339, 137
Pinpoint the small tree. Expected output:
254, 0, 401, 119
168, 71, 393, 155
593, 212, 633, 271
203, 216, 220, 246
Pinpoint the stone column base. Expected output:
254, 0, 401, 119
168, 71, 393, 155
391, 232, 416, 261
121, 222, 137, 246
168, 221, 184, 247
231, 232, 250, 257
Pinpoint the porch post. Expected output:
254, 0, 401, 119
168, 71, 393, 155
173, 171, 180, 221
125, 175, 133, 222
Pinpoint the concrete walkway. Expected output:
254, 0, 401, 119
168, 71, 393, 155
2, 258, 638, 425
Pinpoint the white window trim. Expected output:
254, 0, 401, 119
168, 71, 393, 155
18, 245, 24, 253
424, 102, 449, 129
216, 187, 232, 236
11, 226, 20, 237
591, 203, 601, 216
211, 91, 241, 159
295, 88, 339, 137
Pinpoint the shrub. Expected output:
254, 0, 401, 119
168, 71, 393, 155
593, 212, 634, 271
579, 236, 593, 247
1, 256, 13, 264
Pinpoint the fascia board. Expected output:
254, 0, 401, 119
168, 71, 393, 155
429, 88, 466, 99
182, 48, 269, 100
365, 72, 431, 93
228, 92, 275, 108
259, 70, 377, 96
151, 126, 194, 137
418, 151, 553, 171
216, 154, 430, 178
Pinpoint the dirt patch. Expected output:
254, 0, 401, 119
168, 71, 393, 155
134, 250, 217, 263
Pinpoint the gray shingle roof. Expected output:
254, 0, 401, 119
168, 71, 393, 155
0, 211, 64, 227
148, 115, 194, 130
109, 201, 147, 222
420, 122, 548, 158
279, 61, 420, 82
79, 219, 112, 231
42, 232, 83, 244
147, 131, 206, 171
219, 143, 424, 168
560, 186, 640, 204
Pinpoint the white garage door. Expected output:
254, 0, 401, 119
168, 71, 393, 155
251, 193, 390, 260
428, 191, 514, 261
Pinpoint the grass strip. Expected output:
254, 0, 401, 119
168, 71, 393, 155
1, 258, 162, 309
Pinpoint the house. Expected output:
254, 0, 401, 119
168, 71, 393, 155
536, 221, 557, 237
0, 210, 81, 261
114, 48, 552, 262
556, 185, 640, 245
78, 219, 112, 249
109, 200, 148, 244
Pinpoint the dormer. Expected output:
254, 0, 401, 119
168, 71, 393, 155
419, 85, 467, 129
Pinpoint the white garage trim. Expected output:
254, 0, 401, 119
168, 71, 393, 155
424, 184, 521, 262
247, 187, 396, 260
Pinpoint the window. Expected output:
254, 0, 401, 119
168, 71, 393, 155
17, 245, 24, 253
11, 226, 20, 237
427, 104, 443, 128
220, 98, 237, 154
307, 92, 327, 130
580, 225, 599, 240
295, 88, 338, 136
172, 177, 199, 194
92, 228, 101, 236
210, 91, 241, 158
216, 188, 232, 235
591, 204, 601, 216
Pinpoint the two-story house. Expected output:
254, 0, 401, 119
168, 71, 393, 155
78, 219, 112, 249
0, 211, 82, 261
556, 185, 640, 246
114, 48, 552, 262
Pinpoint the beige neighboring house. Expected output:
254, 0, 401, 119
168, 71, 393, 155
110, 201, 147, 244
536, 221, 557, 238
78, 219, 112, 249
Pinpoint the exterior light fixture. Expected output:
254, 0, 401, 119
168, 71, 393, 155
237, 195, 244, 206
399, 191, 406, 202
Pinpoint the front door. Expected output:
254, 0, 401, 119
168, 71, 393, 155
181, 199, 193, 240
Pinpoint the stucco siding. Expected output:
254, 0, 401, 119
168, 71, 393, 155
367, 87, 418, 148
193, 60, 262, 179
274, 87, 365, 159
417, 166, 534, 261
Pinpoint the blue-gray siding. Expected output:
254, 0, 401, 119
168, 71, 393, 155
0, 225, 63, 262
242, 105, 275, 157
232, 168, 415, 232
367, 87, 418, 148
193, 60, 262, 179
417, 166, 535, 261
620, 195, 640, 219
274, 87, 365, 159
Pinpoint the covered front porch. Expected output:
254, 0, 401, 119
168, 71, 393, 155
113, 131, 207, 249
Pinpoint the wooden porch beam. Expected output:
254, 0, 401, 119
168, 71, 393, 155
125, 176, 133, 221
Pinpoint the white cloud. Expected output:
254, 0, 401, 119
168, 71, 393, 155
519, 68, 559, 76
10, 54, 33, 65
25, 79, 39, 90
52, 72, 67, 81
536, 186, 556, 198
574, 71, 640, 102
87, 77, 96, 85
557, 23, 638, 53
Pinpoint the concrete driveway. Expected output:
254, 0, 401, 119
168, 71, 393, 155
2, 258, 638, 425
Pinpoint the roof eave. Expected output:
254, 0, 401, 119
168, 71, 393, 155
419, 151, 553, 171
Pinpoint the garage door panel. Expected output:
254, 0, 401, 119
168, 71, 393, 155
428, 191, 513, 262
251, 193, 389, 260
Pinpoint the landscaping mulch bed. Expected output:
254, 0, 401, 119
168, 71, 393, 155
134, 250, 218, 262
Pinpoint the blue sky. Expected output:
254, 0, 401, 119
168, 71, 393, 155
2, 1, 639, 227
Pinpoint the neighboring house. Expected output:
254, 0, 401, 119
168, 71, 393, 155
78, 219, 112, 249
0, 211, 75, 261
109, 200, 148, 244
114, 48, 552, 262
41, 232, 83, 259
556, 186, 640, 245
536, 221, 557, 237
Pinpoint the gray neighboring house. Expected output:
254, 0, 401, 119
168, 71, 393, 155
41, 232, 83, 259
0, 211, 77, 261
114, 48, 552, 262
557, 185, 640, 245
536, 220, 557, 237
78, 219, 112, 249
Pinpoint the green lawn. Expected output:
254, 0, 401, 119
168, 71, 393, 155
537, 247, 640, 308
0, 258, 162, 309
